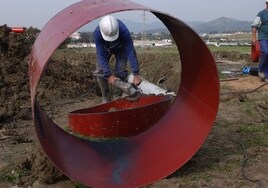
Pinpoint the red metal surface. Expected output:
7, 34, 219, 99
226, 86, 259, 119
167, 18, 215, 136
251, 41, 260, 62
11, 27, 26, 33
29, 0, 220, 187
69, 95, 173, 137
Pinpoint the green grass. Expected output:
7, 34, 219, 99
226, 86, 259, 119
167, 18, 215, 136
56, 46, 180, 55
237, 123, 268, 147
1, 168, 31, 184
208, 45, 251, 54
57, 43, 251, 56
135, 46, 179, 54
217, 160, 241, 173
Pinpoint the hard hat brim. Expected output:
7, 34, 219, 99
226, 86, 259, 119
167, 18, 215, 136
100, 30, 119, 42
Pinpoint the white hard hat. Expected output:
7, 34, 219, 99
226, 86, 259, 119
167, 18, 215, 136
99, 15, 119, 41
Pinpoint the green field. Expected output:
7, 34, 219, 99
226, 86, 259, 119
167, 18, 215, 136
208, 45, 251, 54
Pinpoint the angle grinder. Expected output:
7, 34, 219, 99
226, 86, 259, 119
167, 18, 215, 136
113, 79, 141, 101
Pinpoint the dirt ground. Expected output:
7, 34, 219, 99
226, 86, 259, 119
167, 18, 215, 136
1, 25, 268, 188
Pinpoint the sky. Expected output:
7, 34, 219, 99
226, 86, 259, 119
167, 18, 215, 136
0, 0, 265, 29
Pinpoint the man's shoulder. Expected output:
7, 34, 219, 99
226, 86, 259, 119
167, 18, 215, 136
118, 20, 128, 31
258, 9, 268, 17
93, 26, 102, 39
117, 20, 131, 39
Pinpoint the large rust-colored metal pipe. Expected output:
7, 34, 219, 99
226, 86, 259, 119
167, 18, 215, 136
29, 0, 220, 187
68, 95, 174, 138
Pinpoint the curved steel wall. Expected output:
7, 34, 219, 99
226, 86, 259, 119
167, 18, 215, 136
29, 0, 220, 187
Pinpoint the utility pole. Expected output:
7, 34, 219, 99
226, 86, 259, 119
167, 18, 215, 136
142, 10, 146, 42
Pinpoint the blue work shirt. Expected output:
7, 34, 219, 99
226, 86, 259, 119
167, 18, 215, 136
252, 9, 268, 40
93, 20, 139, 78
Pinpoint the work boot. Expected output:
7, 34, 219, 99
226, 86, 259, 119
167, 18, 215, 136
96, 77, 111, 103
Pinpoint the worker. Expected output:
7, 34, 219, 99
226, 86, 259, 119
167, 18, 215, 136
93, 15, 142, 102
252, 0, 268, 82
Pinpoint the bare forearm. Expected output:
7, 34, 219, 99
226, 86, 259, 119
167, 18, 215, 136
252, 28, 257, 42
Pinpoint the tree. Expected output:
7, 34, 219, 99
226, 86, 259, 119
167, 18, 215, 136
78, 32, 92, 43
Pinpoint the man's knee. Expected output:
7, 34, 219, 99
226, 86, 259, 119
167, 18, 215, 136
114, 70, 128, 81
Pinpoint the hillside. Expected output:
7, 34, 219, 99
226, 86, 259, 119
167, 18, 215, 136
136, 17, 253, 34
79, 17, 252, 34
190, 17, 252, 33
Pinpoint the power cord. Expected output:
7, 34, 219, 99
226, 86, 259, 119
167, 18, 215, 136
229, 135, 264, 188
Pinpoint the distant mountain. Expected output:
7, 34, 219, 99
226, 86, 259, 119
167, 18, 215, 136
78, 17, 252, 34
190, 17, 252, 33
122, 19, 166, 33
78, 19, 166, 33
